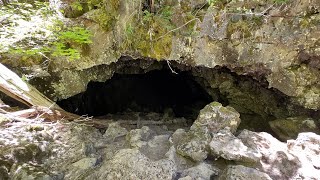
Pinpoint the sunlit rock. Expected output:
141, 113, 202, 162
209, 128, 260, 164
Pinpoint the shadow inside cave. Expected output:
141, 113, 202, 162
57, 68, 213, 121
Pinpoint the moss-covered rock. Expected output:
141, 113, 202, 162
269, 116, 320, 141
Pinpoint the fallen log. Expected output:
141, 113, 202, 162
0, 63, 59, 108
0, 63, 78, 120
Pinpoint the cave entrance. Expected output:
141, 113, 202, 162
57, 67, 213, 124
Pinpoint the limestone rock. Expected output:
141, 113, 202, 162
10, 163, 57, 180
87, 149, 176, 180
269, 116, 320, 141
176, 103, 241, 162
218, 165, 272, 180
126, 126, 155, 148
165, 146, 196, 171
191, 102, 241, 135
173, 128, 209, 162
103, 122, 128, 140
140, 135, 171, 161
176, 136, 209, 162
287, 132, 320, 171
238, 130, 320, 179
209, 128, 260, 164
72, 158, 98, 169
180, 162, 219, 180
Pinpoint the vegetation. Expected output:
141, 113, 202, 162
8, 24, 92, 61
121, 5, 175, 59
0, 0, 92, 63
52, 26, 93, 60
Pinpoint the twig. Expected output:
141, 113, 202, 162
193, 2, 208, 17
154, 18, 200, 41
166, 60, 178, 74
138, 0, 142, 20
38, 52, 52, 68
35, 103, 56, 120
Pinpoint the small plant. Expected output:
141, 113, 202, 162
143, 10, 153, 22
158, 6, 173, 21
125, 23, 134, 36
51, 26, 92, 60
58, 27, 93, 44
8, 26, 92, 61
71, 1, 83, 11
52, 42, 81, 60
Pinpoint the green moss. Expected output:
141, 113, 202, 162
89, 0, 120, 31
227, 16, 263, 39
121, 7, 174, 59
129, 23, 172, 59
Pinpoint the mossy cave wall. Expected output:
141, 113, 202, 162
1, 0, 319, 119
37, 0, 319, 111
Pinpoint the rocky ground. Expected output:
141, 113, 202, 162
0, 102, 319, 180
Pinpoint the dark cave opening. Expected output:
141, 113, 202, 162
52, 57, 320, 135
57, 68, 213, 120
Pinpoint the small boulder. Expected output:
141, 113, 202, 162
269, 116, 320, 141
87, 149, 176, 179
140, 135, 171, 161
72, 158, 98, 169
209, 128, 260, 164
218, 165, 272, 180
176, 136, 209, 162
126, 126, 155, 148
175, 102, 241, 162
103, 122, 128, 140
180, 162, 219, 180
191, 102, 241, 135
173, 128, 210, 162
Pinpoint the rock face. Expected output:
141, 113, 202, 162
47, 0, 320, 110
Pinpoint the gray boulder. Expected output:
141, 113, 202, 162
218, 165, 272, 180
176, 102, 241, 162
191, 102, 241, 135
209, 128, 260, 164
180, 162, 219, 180
103, 122, 128, 140
87, 149, 176, 180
